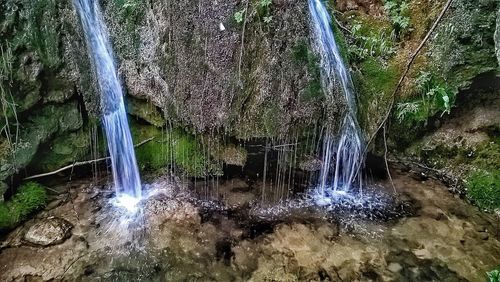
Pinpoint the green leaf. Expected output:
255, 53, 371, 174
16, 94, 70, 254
234, 9, 246, 23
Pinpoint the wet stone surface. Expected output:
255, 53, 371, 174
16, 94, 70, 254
0, 172, 499, 281
23, 217, 73, 246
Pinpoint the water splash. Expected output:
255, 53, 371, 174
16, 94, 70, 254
74, 0, 142, 200
309, 0, 365, 197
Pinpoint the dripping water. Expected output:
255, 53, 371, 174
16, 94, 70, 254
74, 0, 142, 200
309, 0, 365, 197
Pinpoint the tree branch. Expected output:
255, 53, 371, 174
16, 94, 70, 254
23, 137, 155, 181
367, 0, 454, 147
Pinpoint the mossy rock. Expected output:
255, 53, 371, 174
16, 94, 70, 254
0, 181, 48, 231
131, 122, 172, 171
131, 121, 222, 177
0, 102, 83, 181
127, 97, 166, 127
31, 129, 91, 173
357, 57, 400, 136
430, 0, 498, 90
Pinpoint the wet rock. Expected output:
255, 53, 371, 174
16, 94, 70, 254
24, 217, 73, 246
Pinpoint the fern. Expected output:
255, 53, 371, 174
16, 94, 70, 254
488, 269, 500, 282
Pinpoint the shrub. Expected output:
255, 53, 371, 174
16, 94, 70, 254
0, 182, 48, 231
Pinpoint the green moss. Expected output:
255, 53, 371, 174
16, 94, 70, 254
131, 122, 171, 171
131, 121, 221, 176
472, 137, 500, 171
357, 57, 400, 132
466, 169, 500, 210
0, 182, 48, 231
292, 41, 323, 101
31, 129, 91, 172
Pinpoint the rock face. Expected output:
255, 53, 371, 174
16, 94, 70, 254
24, 217, 73, 246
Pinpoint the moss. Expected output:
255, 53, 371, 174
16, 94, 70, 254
357, 57, 400, 133
292, 41, 323, 101
472, 137, 500, 171
131, 121, 221, 176
31, 129, 91, 172
131, 122, 172, 171
0, 181, 48, 231
466, 169, 500, 210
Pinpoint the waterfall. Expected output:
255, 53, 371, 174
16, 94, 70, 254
74, 0, 142, 199
309, 0, 365, 196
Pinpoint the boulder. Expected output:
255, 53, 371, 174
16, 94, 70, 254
24, 217, 73, 246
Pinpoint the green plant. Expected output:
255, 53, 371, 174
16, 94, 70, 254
487, 269, 500, 282
383, 0, 412, 38
257, 0, 273, 24
0, 182, 48, 231
396, 72, 455, 124
234, 9, 246, 24
349, 20, 395, 61
466, 170, 500, 211
259, 0, 272, 8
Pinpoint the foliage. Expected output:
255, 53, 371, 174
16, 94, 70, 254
234, 9, 246, 24
487, 269, 500, 282
395, 72, 455, 124
0, 182, 48, 231
383, 0, 412, 38
257, 0, 273, 24
466, 170, 500, 211
430, 0, 497, 90
348, 20, 395, 61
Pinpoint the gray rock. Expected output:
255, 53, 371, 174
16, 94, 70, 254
24, 217, 73, 246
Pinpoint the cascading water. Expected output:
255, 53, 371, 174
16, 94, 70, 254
74, 0, 142, 202
309, 0, 365, 199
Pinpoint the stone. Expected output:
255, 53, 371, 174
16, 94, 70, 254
388, 262, 403, 273
24, 217, 73, 246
